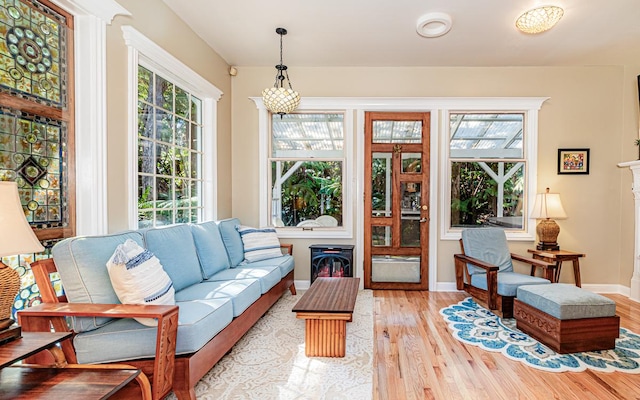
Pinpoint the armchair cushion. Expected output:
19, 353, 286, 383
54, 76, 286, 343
471, 271, 550, 297
106, 239, 175, 326
461, 228, 514, 275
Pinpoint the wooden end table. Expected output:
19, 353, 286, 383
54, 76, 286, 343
527, 249, 585, 287
0, 331, 151, 399
292, 277, 359, 357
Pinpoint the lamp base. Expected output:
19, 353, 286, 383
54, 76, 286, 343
0, 323, 22, 345
536, 242, 560, 251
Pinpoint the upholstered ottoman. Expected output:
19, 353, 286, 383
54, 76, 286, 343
513, 283, 619, 353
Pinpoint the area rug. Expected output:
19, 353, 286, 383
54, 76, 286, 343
440, 297, 640, 373
167, 290, 373, 400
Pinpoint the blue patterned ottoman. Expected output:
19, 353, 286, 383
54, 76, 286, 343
514, 283, 619, 353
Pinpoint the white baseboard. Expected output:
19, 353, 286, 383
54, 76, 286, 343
295, 280, 311, 291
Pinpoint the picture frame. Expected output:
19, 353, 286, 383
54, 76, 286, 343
557, 148, 590, 175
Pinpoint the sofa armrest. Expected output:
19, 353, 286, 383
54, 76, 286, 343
280, 243, 293, 255
18, 303, 178, 400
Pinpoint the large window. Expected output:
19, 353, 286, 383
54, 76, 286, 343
449, 113, 526, 230
123, 26, 222, 230
270, 113, 345, 230
137, 66, 203, 228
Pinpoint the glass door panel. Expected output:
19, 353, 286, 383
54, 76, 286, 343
364, 112, 430, 290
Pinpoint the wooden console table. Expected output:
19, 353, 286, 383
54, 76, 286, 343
292, 277, 359, 357
527, 249, 585, 287
0, 331, 151, 399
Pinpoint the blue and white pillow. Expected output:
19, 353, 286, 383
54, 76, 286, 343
236, 225, 283, 263
106, 239, 175, 326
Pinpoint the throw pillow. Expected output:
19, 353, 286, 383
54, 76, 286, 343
236, 225, 283, 263
106, 239, 175, 326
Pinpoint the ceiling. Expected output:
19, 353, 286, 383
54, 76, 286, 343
162, 0, 640, 68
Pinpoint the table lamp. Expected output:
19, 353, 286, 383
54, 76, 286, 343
530, 187, 567, 250
0, 181, 44, 341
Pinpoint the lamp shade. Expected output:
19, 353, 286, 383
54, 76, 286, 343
0, 181, 44, 257
530, 189, 567, 220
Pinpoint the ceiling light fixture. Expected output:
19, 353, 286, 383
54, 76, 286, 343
416, 12, 452, 38
262, 27, 300, 117
516, 5, 564, 34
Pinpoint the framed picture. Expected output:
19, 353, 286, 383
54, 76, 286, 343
558, 148, 590, 175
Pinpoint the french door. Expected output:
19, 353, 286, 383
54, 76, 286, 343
364, 112, 430, 290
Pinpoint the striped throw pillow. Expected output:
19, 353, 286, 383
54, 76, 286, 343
237, 225, 283, 263
106, 239, 175, 326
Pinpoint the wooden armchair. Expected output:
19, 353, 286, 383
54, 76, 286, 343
17, 258, 179, 400
454, 228, 555, 318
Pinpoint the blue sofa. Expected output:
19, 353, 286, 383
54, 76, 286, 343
18, 218, 295, 400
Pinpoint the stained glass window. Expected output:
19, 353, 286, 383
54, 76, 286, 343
0, 0, 73, 320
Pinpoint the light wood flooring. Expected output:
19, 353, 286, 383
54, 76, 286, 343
372, 290, 640, 400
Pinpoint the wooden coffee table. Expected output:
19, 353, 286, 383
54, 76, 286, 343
292, 277, 359, 357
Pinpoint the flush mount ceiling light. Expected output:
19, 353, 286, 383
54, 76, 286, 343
416, 12, 452, 38
516, 5, 564, 34
262, 27, 300, 117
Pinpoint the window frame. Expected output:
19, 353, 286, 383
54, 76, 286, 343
269, 111, 346, 231
122, 26, 222, 230
253, 99, 354, 239
441, 100, 547, 241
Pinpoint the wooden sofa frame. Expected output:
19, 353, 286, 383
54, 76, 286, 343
18, 244, 296, 400
454, 239, 555, 318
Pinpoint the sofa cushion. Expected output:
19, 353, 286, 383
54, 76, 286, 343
461, 228, 513, 275
517, 283, 616, 320
175, 280, 260, 317
190, 221, 231, 278
143, 225, 202, 291
73, 297, 234, 364
236, 225, 283, 263
218, 218, 244, 267
205, 266, 281, 294
106, 239, 175, 326
471, 271, 549, 297
51, 231, 144, 332
241, 255, 294, 278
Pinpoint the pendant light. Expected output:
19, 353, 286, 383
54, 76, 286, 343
262, 27, 300, 117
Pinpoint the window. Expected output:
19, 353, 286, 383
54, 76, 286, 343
123, 26, 222, 230
136, 66, 203, 228
270, 112, 345, 230
441, 101, 546, 241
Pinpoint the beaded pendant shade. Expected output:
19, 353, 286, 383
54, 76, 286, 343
516, 6, 564, 34
262, 28, 300, 117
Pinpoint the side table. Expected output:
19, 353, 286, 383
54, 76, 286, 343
527, 249, 585, 287
0, 331, 151, 399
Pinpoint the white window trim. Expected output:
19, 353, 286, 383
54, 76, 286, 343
440, 97, 549, 241
50, 0, 130, 235
251, 97, 354, 239
122, 26, 223, 229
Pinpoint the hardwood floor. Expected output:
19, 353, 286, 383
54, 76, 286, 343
372, 290, 640, 400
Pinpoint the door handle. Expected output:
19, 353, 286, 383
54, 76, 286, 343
419, 218, 427, 223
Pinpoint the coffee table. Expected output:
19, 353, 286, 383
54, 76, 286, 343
292, 277, 359, 357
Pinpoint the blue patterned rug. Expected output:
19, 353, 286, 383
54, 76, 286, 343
440, 297, 640, 373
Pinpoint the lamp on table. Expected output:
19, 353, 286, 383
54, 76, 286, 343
530, 187, 567, 250
0, 181, 44, 342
